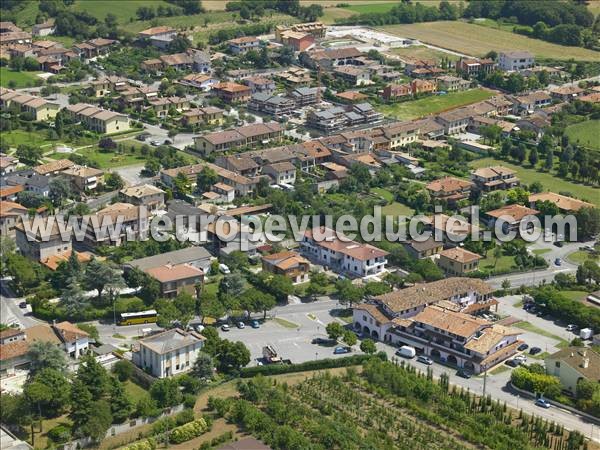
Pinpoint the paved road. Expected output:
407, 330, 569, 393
0, 279, 40, 329
86, 190, 118, 210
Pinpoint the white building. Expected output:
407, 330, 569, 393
133, 329, 205, 378
498, 51, 534, 71
300, 227, 388, 278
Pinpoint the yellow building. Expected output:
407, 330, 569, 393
437, 247, 482, 275
545, 347, 600, 393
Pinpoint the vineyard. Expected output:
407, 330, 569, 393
208, 359, 589, 450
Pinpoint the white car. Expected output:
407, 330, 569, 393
566, 324, 577, 332
221, 324, 230, 332
219, 264, 230, 274
514, 355, 527, 364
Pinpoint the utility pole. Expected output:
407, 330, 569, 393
483, 369, 488, 397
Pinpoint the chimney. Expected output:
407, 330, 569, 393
582, 358, 589, 369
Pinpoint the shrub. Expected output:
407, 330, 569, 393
47, 424, 71, 443
169, 418, 209, 444
112, 359, 134, 382
175, 408, 194, 426
122, 437, 157, 450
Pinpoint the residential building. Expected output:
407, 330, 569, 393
248, 93, 295, 118
209, 182, 235, 203
263, 161, 296, 185
215, 155, 260, 177
145, 263, 204, 298
403, 237, 443, 260
411, 79, 437, 95
485, 204, 539, 232
89, 75, 129, 97
385, 305, 521, 373
0, 88, 59, 121
471, 166, 520, 192
15, 217, 71, 261
435, 108, 472, 134
300, 226, 388, 278
382, 83, 412, 101
438, 247, 482, 275
181, 106, 224, 126
276, 22, 326, 40
304, 47, 364, 69
133, 328, 205, 378
120, 184, 165, 210
124, 246, 212, 274
228, 36, 261, 54
334, 65, 371, 86
373, 121, 420, 150
0, 154, 18, 175
335, 90, 368, 103
65, 103, 130, 134
0, 328, 25, 345
161, 163, 257, 196
512, 91, 551, 112
137, 26, 177, 49
436, 75, 471, 92
61, 165, 104, 192
262, 250, 310, 283
194, 122, 283, 155
0, 22, 31, 45
528, 192, 594, 213
545, 347, 600, 393
426, 176, 473, 206
498, 51, 534, 71
276, 67, 312, 87
32, 19, 55, 36
245, 76, 276, 94
549, 85, 585, 101
33, 159, 74, 176
424, 213, 479, 243
39, 249, 93, 271
147, 96, 190, 118
352, 277, 498, 341
289, 86, 321, 106
456, 57, 495, 76
82, 203, 144, 247
307, 103, 382, 132
73, 38, 116, 59
0, 184, 22, 202
53, 321, 90, 359
278, 30, 314, 51
179, 73, 219, 92
0, 201, 28, 236
211, 82, 252, 104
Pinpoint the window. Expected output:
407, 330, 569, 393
555, 361, 560, 368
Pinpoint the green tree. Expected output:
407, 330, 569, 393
216, 340, 250, 373
15, 144, 43, 165
27, 341, 68, 376
60, 278, 89, 319
150, 378, 182, 408
360, 338, 376, 354
191, 352, 214, 380
84, 259, 124, 303
326, 322, 344, 341
195, 166, 218, 193
76, 354, 109, 398
109, 377, 133, 423
24, 368, 70, 417
266, 274, 293, 302
49, 176, 72, 206
69, 379, 94, 438
104, 172, 124, 191
528, 147, 538, 166
336, 279, 364, 310
343, 330, 357, 346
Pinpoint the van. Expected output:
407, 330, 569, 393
395, 345, 416, 359
219, 264, 230, 274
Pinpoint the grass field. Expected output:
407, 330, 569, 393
513, 321, 569, 347
470, 157, 600, 207
389, 45, 461, 62
532, 248, 551, 256
343, 3, 397, 14
2, 129, 56, 148
371, 187, 394, 202
567, 250, 600, 265
72, 0, 172, 23
480, 249, 517, 272
382, 202, 415, 217
376, 88, 494, 120
274, 317, 299, 329
0, 67, 42, 88
380, 21, 600, 61
560, 290, 590, 303
565, 120, 600, 151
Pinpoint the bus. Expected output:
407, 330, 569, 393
118, 310, 158, 326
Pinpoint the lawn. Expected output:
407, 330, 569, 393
0, 67, 42, 88
1, 129, 57, 149
371, 187, 394, 202
72, 0, 172, 23
123, 380, 150, 404
566, 250, 599, 265
559, 290, 589, 303
565, 120, 600, 151
480, 249, 517, 273
274, 317, 299, 329
470, 157, 600, 207
380, 21, 600, 61
377, 88, 494, 120
532, 248, 551, 256
382, 202, 415, 217
390, 45, 461, 62
343, 3, 397, 14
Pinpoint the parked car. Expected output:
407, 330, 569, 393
18, 301, 27, 309
566, 324, 578, 332
312, 337, 336, 345
505, 359, 520, 368
221, 324, 230, 332
417, 355, 433, 365
514, 355, 527, 364
553, 241, 563, 247
517, 343, 529, 351
395, 345, 416, 359
334, 346, 351, 354
529, 347, 542, 355
150, 140, 161, 146
456, 369, 472, 379
251, 320, 260, 329
219, 264, 230, 274
535, 398, 551, 409
554, 258, 562, 266
236, 321, 245, 329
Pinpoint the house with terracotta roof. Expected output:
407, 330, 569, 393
53, 321, 90, 358
65, 103, 130, 134
0, 154, 18, 175
426, 176, 473, 206
211, 82, 252, 104
137, 26, 177, 49
73, 38, 116, 59
485, 204, 539, 233
386, 305, 521, 373
147, 96, 190, 118
529, 192, 594, 213
179, 73, 219, 92
161, 162, 258, 196
132, 328, 205, 378
300, 227, 388, 278
262, 251, 310, 283
0, 201, 27, 236
353, 277, 498, 344
227, 36, 261, 54
194, 122, 283, 155
437, 247, 482, 275
277, 29, 315, 51
120, 184, 165, 210
33, 158, 74, 176
62, 165, 104, 192
15, 216, 71, 261
145, 263, 204, 298
263, 161, 296, 186
403, 237, 444, 260
82, 202, 144, 247
0, 88, 59, 121
471, 166, 520, 192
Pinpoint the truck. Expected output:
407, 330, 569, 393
580, 328, 593, 340
395, 345, 416, 359
262, 345, 282, 364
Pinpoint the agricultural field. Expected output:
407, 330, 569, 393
71, 0, 172, 23
380, 21, 600, 61
0, 67, 42, 88
389, 45, 461, 63
565, 120, 600, 151
470, 157, 600, 207
207, 359, 587, 450
342, 3, 397, 14
376, 88, 494, 120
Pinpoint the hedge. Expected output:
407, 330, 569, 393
169, 418, 209, 444
239, 352, 387, 378
122, 437, 157, 450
